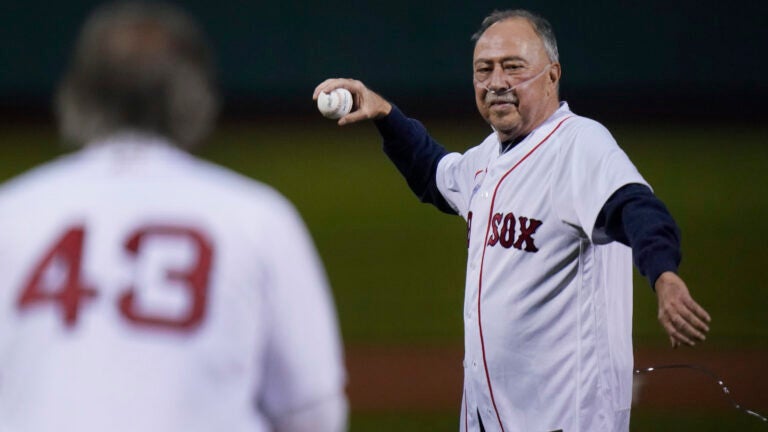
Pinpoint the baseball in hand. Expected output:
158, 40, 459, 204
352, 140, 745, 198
317, 88, 353, 119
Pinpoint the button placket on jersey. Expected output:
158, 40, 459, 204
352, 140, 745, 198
466, 165, 501, 403
465, 164, 492, 325
469, 153, 520, 432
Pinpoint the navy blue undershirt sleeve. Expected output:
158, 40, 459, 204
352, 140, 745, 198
595, 183, 681, 288
373, 105, 457, 215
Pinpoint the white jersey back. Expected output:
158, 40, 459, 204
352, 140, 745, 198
0, 135, 346, 432
437, 103, 647, 432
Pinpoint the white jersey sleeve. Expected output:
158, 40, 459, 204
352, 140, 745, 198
550, 119, 649, 242
257, 198, 347, 432
435, 136, 497, 218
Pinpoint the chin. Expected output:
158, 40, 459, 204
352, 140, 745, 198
490, 118, 520, 134
489, 107, 518, 122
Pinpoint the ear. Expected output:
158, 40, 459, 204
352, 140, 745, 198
548, 63, 562, 86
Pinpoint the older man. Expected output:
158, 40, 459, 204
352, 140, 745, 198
0, 2, 347, 431
314, 9, 710, 432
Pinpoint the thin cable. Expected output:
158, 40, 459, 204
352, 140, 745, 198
474, 64, 552, 96
634, 364, 767, 423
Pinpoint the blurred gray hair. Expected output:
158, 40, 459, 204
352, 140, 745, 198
471, 9, 559, 64
56, 1, 219, 148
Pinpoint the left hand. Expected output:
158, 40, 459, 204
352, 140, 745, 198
655, 271, 711, 348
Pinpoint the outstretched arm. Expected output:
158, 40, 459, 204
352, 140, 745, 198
597, 184, 711, 348
313, 79, 456, 214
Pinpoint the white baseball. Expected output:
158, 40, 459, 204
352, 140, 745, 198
317, 88, 353, 119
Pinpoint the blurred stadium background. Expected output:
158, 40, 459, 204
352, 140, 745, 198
2, 1, 766, 430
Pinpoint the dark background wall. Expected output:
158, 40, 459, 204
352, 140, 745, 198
1, 0, 766, 121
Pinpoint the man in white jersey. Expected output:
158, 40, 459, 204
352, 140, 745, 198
314, 9, 710, 432
0, 2, 346, 431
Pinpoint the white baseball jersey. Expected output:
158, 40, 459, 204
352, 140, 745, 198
0, 133, 347, 432
437, 103, 648, 432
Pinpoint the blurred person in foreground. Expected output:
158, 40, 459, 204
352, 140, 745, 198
0, 2, 347, 431
314, 8, 710, 432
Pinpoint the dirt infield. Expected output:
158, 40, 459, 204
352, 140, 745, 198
345, 345, 768, 413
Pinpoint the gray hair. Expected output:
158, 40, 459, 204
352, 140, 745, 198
56, 1, 218, 148
471, 9, 559, 63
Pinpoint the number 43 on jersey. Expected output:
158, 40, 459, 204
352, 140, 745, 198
17, 224, 213, 333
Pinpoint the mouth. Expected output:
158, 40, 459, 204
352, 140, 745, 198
488, 99, 517, 110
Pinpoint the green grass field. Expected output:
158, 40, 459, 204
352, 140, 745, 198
1, 117, 766, 430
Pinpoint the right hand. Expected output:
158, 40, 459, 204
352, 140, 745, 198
654, 271, 711, 348
313, 78, 392, 126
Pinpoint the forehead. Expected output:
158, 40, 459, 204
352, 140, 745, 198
473, 18, 545, 62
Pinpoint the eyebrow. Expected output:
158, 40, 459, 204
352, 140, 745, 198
473, 55, 527, 66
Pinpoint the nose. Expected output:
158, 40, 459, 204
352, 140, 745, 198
487, 64, 511, 94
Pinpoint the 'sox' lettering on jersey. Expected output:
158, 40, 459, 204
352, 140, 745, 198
486, 212, 543, 252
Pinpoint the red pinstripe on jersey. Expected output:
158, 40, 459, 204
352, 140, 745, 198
464, 389, 469, 431
476, 115, 574, 432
